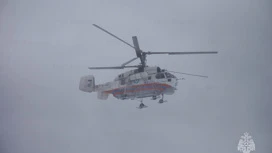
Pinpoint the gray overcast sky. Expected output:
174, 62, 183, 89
0, 0, 271, 153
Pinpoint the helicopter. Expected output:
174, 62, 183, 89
79, 24, 218, 109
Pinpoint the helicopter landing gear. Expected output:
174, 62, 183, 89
151, 95, 160, 100
151, 95, 157, 100
137, 99, 148, 109
158, 94, 167, 104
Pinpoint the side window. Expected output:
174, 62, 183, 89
165, 72, 170, 78
161, 73, 165, 78
155, 73, 160, 79
155, 73, 165, 79
170, 73, 176, 78
165, 72, 176, 78
148, 76, 151, 80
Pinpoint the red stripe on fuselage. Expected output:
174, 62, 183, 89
112, 88, 164, 96
104, 83, 171, 96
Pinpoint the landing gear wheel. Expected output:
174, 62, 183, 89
158, 99, 164, 103
137, 103, 148, 109
158, 94, 167, 104
137, 99, 148, 109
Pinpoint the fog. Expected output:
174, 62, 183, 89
0, 0, 271, 153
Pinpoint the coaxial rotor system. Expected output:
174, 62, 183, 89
88, 24, 218, 71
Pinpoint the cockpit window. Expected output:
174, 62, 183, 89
155, 73, 165, 79
165, 72, 176, 78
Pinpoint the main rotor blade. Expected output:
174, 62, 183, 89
88, 65, 139, 70
93, 24, 135, 49
132, 36, 142, 57
132, 36, 145, 66
88, 66, 123, 69
121, 57, 138, 66
168, 70, 208, 78
146, 51, 218, 55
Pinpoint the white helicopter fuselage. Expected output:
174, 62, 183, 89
79, 66, 178, 100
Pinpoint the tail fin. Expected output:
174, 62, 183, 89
79, 75, 95, 93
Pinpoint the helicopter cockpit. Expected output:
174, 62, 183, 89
155, 72, 177, 79
165, 72, 176, 78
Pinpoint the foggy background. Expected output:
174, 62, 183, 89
0, 0, 271, 153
